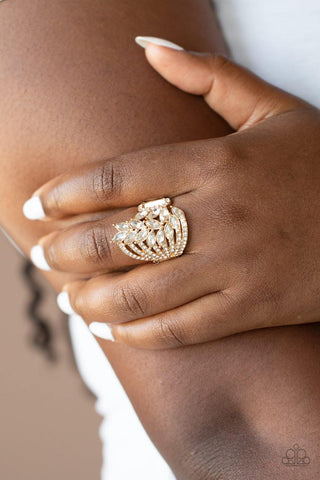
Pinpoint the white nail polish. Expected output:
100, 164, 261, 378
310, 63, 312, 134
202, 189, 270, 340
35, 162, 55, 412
89, 322, 114, 341
30, 245, 51, 271
23, 196, 45, 220
135, 36, 184, 51
57, 291, 75, 315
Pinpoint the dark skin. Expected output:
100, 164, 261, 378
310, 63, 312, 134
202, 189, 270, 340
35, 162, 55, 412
32, 50, 320, 349
0, 1, 319, 478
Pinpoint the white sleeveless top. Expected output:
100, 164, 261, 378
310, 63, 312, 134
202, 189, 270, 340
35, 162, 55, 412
214, 0, 320, 108
2, 2, 320, 479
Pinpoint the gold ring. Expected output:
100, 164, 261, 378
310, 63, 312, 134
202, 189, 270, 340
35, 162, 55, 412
111, 197, 188, 263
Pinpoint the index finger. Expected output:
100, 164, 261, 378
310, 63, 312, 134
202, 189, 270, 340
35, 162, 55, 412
23, 140, 207, 220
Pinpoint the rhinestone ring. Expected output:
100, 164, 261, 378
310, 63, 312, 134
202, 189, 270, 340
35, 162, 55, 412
111, 197, 188, 263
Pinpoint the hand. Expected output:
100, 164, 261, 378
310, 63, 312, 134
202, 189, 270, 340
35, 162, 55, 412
23, 42, 320, 349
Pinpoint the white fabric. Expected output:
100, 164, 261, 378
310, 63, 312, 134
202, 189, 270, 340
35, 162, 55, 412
68, 314, 174, 480
2, 1, 320, 479
214, 0, 320, 108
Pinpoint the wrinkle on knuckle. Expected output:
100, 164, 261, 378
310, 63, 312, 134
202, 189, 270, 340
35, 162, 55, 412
92, 161, 121, 203
82, 223, 111, 265
209, 53, 231, 73
209, 54, 246, 98
113, 283, 147, 318
217, 288, 244, 322
207, 54, 234, 98
158, 315, 185, 348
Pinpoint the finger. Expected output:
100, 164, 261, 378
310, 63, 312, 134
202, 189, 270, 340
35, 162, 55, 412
30, 192, 198, 273
143, 43, 307, 130
32, 206, 144, 273
23, 141, 203, 220
59, 253, 227, 327
90, 291, 246, 350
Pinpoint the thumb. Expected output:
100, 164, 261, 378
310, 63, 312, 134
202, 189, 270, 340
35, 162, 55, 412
141, 40, 307, 131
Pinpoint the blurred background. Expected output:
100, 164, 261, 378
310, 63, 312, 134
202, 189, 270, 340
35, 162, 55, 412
0, 231, 101, 479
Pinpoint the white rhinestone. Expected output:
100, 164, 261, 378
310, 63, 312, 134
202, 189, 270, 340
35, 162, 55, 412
147, 231, 156, 247
146, 219, 161, 229
169, 215, 180, 229
115, 222, 130, 231
135, 210, 148, 219
130, 220, 144, 229
164, 223, 174, 239
112, 231, 127, 242
125, 231, 137, 243
143, 198, 168, 210
159, 207, 169, 222
147, 207, 161, 218
171, 206, 185, 219
136, 228, 148, 241
157, 230, 165, 245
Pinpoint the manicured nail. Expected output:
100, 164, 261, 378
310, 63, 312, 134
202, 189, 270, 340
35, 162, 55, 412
89, 322, 114, 341
57, 291, 75, 315
23, 196, 45, 220
30, 245, 51, 271
135, 36, 184, 51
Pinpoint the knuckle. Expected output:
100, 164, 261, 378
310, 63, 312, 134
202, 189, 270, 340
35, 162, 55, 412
113, 283, 147, 318
209, 53, 231, 72
215, 289, 243, 327
158, 315, 185, 348
203, 139, 241, 180
92, 161, 122, 203
215, 140, 240, 169
82, 223, 112, 265
208, 54, 238, 92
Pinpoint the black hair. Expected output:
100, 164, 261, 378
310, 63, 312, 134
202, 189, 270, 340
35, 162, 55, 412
21, 258, 95, 398
22, 258, 56, 361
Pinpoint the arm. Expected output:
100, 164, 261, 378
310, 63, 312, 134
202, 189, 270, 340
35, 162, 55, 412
0, 1, 319, 478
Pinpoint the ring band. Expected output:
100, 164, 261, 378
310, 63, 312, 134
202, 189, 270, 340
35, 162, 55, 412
112, 197, 188, 263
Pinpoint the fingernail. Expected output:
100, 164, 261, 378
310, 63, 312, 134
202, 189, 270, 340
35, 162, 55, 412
135, 36, 184, 51
23, 196, 45, 220
57, 291, 75, 315
30, 245, 51, 271
89, 322, 114, 342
